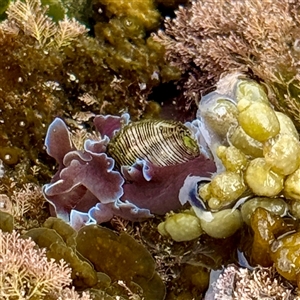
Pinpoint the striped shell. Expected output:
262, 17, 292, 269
107, 119, 200, 167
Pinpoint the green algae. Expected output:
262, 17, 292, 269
77, 225, 155, 282
21, 218, 165, 299
41, 0, 66, 21
25, 220, 99, 288
43, 217, 77, 249
0, 0, 9, 15
0, 211, 14, 232
0, 0, 180, 185
76, 224, 166, 300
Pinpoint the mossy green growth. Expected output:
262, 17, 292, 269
96, 0, 160, 30
41, 0, 65, 21
92, 0, 181, 91
0, 0, 179, 184
0, 211, 14, 232
0, 13, 67, 183
0, 0, 9, 15
76, 224, 166, 300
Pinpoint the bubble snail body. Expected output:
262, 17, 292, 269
43, 112, 216, 230
107, 119, 201, 168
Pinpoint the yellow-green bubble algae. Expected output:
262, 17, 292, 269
155, 76, 300, 294
158, 212, 203, 242
235, 80, 270, 104
241, 197, 288, 225
200, 209, 243, 239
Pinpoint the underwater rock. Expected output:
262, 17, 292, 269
43, 114, 216, 229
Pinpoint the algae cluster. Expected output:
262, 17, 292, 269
30, 219, 166, 299
0, 0, 180, 184
0, 209, 240, 299
155, 0, 300, 131
0, 214, 166, 299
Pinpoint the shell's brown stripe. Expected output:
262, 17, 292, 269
166, 127, 188, 160
127, 123, 149, 161
127, 120, 164, 166
156, 125, 185, 165
140, 121, 162, 162
158, 123, 193, 164
148, 122, 172, 165
116, 126, 138, 165
143, 121, 184, 166
107, 119, 200, 167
